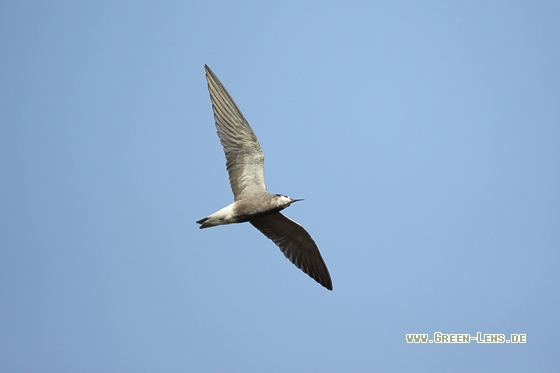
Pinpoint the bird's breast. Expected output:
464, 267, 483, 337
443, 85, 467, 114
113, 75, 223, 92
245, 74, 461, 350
233, 198, 285, 223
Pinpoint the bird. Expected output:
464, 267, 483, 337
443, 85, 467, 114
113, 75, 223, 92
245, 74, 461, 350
197, 65, 332, 290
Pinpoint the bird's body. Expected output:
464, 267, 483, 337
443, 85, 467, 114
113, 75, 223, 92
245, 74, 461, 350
197, 65, 332, 290
196, 193, 294, 228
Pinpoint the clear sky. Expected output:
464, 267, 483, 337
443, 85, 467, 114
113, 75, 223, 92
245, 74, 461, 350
1, 1, 559, 372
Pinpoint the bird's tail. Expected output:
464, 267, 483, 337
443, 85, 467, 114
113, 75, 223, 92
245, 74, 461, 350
196, 217, 213, 229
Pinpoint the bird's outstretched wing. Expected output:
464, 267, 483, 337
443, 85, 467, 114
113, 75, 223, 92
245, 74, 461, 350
250, 212, 333, 290
205, 65, 267, 200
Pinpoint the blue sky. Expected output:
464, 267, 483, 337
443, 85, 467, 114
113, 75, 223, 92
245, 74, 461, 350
1, 1, 559, 371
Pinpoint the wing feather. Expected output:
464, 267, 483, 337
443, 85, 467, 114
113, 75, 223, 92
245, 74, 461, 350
250, 212, 333, 290
205, 65, 267, 200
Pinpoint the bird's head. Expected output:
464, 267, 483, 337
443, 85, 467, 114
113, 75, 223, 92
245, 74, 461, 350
275, 194, 303, 208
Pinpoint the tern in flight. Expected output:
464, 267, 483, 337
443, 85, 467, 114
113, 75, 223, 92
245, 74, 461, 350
197, 65, 332, 290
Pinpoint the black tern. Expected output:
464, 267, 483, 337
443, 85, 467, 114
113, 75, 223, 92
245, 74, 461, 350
197, 65, 332, 290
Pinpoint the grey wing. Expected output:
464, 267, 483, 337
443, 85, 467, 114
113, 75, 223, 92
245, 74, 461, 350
205, 65, 267, 200
250, 212, 333, 290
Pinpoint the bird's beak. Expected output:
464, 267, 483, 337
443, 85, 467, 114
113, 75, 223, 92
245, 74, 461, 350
291, 198, 304, 203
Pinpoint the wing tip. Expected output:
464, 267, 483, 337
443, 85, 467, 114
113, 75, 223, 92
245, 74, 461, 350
204, 64, 214, 77
317, 274, 333, 291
